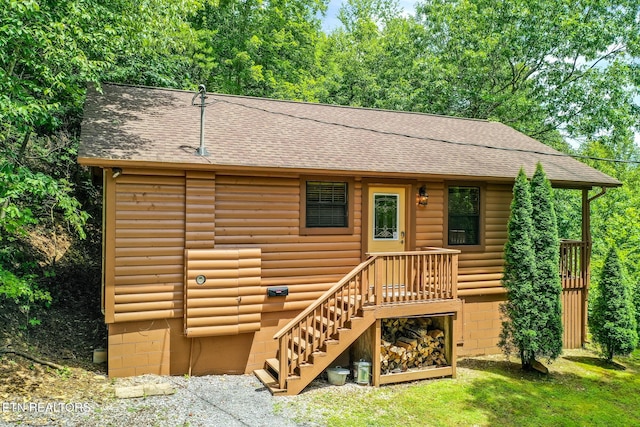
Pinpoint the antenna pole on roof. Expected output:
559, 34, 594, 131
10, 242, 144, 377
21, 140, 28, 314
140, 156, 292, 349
192, 84, 209, 156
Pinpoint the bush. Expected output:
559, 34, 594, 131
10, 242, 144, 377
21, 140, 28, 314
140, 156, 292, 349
530, 163, 563, 361
589, 247, 638, 360
0, 266, 51, 328
499, 168, 538, 369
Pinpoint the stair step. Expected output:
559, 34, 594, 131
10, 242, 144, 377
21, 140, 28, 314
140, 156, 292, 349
293, 336, 308, 351
336, 295, 363, 306
315, 315, 334, 328
310, 350, 327, 360
265, 358, 280, 375
281, 310, 377, 396
328, 306, 344, 316
302, 326, 322, 339
254, 369, 287, 395
286, 349, 300, 362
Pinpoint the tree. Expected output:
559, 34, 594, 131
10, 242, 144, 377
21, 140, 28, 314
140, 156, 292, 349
530, 163, 563, 361
634, 282, 640, 347
589, 247, 638, 361
0, 0, 200, 317
581, 145, 640, 288
188, 0, 325, 99
413, 0, 639, 147
499, 168, 538, 370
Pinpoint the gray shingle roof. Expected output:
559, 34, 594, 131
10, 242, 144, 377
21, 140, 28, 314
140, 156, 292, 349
78, 83, 621, 188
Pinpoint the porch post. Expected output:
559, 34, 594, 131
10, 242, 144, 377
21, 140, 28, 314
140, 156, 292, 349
581, 189, 591, 347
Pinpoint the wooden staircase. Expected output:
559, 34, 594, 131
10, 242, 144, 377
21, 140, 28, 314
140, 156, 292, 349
255, 250, 460, 395
254, 257, 378, 395
255, 309, 376, 395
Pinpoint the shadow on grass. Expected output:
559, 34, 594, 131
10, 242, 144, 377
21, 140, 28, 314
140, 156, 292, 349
562, 355, 627, 371
456, 354, 640, 427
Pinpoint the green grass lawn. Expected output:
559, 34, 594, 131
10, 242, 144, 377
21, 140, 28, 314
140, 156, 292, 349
276, 348, 640, 426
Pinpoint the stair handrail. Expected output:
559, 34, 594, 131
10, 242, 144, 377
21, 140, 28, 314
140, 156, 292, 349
273, 248, 460, 340
273, 256, 377, 340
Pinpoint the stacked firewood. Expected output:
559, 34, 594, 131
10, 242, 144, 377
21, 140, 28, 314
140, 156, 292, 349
380, 317, 447, 374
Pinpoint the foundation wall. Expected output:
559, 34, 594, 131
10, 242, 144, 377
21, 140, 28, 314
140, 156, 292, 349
458, 294, 505, 357
108, 311, 300, 377
108, 320, 171, 377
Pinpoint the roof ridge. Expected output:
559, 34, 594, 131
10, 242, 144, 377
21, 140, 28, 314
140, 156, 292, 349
100, 82, 491, 124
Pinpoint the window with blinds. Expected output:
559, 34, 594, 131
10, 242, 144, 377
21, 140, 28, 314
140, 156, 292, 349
305, 181, 349, 228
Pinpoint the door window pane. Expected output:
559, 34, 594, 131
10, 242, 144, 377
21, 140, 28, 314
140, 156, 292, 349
373, 194, 399, 240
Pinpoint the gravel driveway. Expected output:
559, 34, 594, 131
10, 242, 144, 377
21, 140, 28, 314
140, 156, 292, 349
1, 374, 319, 427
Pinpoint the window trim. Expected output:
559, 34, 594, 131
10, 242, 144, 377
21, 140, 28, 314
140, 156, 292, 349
444, 182, 485, 251
300, 176, 354, 235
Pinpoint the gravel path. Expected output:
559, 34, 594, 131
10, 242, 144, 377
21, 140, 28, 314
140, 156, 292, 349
1, 374, 322, 427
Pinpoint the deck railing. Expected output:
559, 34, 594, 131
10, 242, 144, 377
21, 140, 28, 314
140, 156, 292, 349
369, 249, 459, 305
272, 248, 459, 388
560, 239, 590, 289
559, 239, 591, 348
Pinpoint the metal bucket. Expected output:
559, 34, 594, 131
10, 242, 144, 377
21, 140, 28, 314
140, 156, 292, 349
327, 366, 349, 386
354, 359, 371, 385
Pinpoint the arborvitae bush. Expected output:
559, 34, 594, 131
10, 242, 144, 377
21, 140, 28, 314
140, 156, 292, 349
499, 168, 538, 369
530, 163, 563, 361
589, 247, 638, 360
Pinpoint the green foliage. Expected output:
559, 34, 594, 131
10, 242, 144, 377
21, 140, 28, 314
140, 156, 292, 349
99, 0, 203, 88
499, 169, 537, 368
632, 282, 640, 347
188, 0, 326, 99
0, 0, 200, 340
634, 282, 640, 347
530, 163, 563, 361
581, 143, 640, 285
0, 266, 52, 328
0, 0, 199, 322
589, 247, 638, 360
0, 162, 88, 239
500, 165, 564, 367
279, 349, 640, 427
318, 0, 426, 109
553, 188, 582, 240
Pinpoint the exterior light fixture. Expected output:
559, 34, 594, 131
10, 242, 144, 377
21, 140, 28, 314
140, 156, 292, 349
112, 167, 122, 178
416, 185, 429, 207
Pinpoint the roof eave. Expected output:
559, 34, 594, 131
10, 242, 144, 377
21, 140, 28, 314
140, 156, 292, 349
78, 157, 622, 190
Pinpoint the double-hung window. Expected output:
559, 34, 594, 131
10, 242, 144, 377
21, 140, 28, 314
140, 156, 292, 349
447, 186, 481, 246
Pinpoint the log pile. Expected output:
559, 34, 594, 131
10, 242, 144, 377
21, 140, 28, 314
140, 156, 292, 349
380, 317, 447, 374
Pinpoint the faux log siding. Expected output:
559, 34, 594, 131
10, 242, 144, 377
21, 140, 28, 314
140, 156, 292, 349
214, 175, 363, 312
457, 184, 511, 297
185, 171, 216, 249
184, 248, 262, 337
415, 182, 445, 248
113, 173, 186, 322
